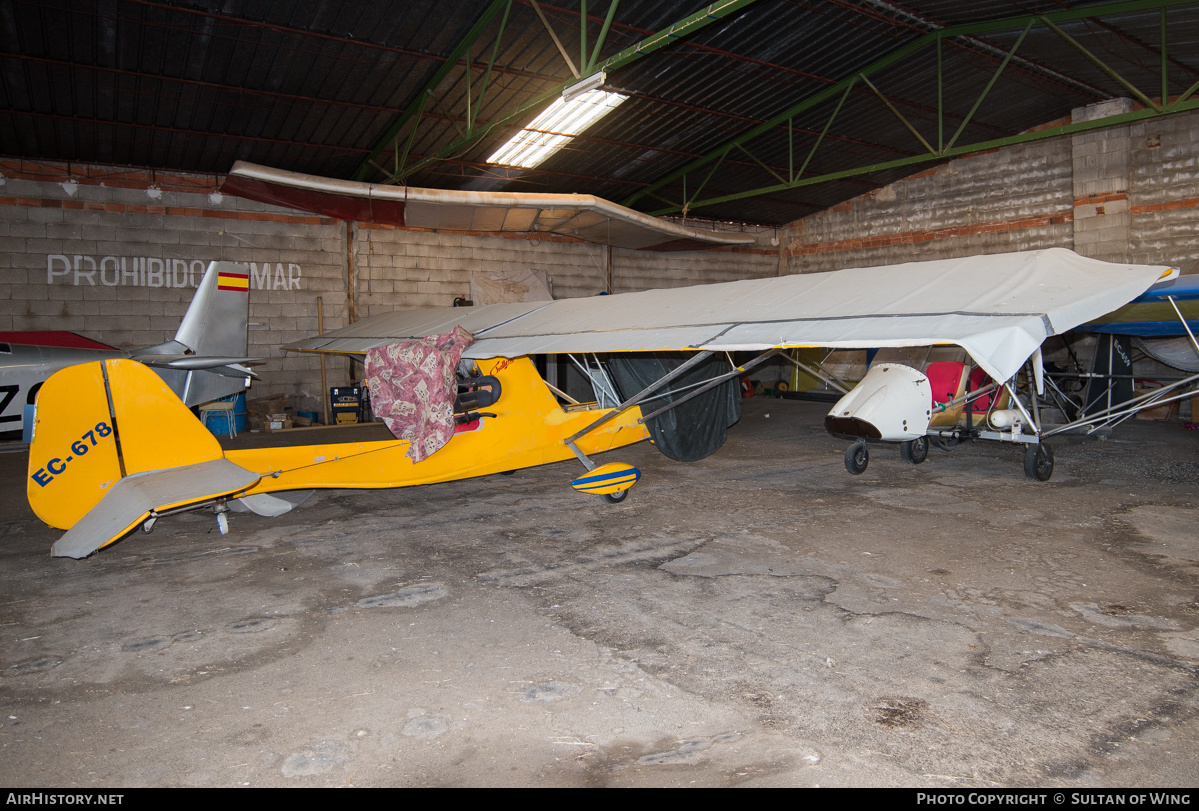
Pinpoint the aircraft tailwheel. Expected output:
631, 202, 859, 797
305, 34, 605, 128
1023, 443, 1054, 482
216, 511, 229, 535
845, 440, 869, 475
600, 489, 628, 504
900, 436, 929, 465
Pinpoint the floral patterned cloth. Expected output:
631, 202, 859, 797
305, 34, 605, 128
365, 326, 475, 462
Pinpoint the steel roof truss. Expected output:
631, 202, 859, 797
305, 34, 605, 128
630, 0, 1198, 217
1042, 16, 1159, 113
384, 0, 768, 186
353, 0, 513, 181
646, 100, 1199, 217
859, 72, 937, 157
529, 0, 580, 79
944, 18, 1034, 153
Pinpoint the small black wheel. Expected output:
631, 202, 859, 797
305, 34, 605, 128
601, 489, 628, 504
845, 440, 869, 475
900, 436, 929, 465
1024, 443, 1054, 482
934, 435, 959, 451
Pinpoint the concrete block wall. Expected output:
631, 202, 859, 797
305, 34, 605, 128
781, 104, 1199, 275
353, 225, 611, 317
1129, 112, 1199, 269
1072, 98, 1135, 264
614, 244, 778, 292
353, 222, 776, 317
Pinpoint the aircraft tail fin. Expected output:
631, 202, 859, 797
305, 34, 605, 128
27, 358, 259, 556
134, 261, 255, 406
138, 260, 251, 357
173, 261, 251, 357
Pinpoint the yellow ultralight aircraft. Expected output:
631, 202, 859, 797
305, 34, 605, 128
27, 353, 659, 559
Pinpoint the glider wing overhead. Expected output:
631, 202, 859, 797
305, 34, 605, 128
221, 162, 756, 252
284, 249, 1174, 384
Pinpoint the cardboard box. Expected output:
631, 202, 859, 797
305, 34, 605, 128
1134, 384, 1175, 421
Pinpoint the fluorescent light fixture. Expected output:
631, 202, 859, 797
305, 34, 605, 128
563, 71, 608, 102
487, 87, 627, 169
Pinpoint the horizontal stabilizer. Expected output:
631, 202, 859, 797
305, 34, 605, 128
51, 459, 260, 559
133, 354, 262, 372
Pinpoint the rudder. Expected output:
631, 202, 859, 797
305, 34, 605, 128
28, 358, 227, 531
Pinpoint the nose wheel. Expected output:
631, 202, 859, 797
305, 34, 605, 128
900, 436, 928, 465
845, 440, 869, 475
1024, 443, 1054, 482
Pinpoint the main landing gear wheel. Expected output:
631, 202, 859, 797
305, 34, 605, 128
845, 440, 869, 475
600, 490, 628, 504
900, 436, 929, 465
1024, 443, 1054, 482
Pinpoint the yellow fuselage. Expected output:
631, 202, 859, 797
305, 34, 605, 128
228, 357, 649, 495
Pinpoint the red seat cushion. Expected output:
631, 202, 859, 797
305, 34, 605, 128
925, 361, 966, 406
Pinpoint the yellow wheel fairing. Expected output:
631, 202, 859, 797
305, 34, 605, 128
570, 463, 641, 495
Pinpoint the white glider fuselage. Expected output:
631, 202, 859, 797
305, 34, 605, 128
0, 343, 123, 439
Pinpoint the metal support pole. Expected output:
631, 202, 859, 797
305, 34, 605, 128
318, 297, 329, 426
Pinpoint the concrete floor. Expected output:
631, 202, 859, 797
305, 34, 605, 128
1, 398, 1197, 787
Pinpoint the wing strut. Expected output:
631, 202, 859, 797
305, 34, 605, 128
635, 348, 784, 423
564, 350, 715, 470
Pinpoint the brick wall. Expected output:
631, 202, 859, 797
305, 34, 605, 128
781, 104, 1199, 274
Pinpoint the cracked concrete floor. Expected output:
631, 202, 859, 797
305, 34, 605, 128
1, 398, 1197, 787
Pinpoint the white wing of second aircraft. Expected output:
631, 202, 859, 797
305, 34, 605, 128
221, 162, 756, 252
284, 248, 1176, 383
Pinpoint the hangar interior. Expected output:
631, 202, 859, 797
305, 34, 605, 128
2, 0, 1199, 789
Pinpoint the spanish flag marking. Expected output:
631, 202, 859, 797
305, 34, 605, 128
217, 272, 250, 292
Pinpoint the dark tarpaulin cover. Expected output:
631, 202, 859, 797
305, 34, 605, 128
607, 353, 741, 463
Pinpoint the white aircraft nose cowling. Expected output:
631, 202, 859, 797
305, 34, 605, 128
825, 363, 932, 441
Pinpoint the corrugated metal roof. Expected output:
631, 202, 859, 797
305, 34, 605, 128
2, 0, 1197, 226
